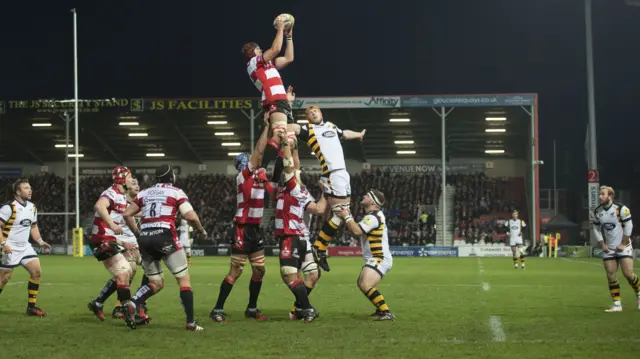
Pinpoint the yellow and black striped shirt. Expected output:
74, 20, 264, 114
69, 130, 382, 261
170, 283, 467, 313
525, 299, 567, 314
298, 121, 345, 176
0, 200, 37, 248
358, 210, 392, 263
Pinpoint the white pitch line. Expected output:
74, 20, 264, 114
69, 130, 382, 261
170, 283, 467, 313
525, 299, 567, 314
489, 316, 506, 342
482, 282, 490, 291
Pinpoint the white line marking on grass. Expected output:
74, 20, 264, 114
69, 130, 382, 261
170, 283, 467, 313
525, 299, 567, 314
559, 258, 601, 267
489, 316, 506, 342
482, 282, 490, 291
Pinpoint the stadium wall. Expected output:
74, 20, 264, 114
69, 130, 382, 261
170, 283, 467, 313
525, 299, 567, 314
4, 158, 525, 177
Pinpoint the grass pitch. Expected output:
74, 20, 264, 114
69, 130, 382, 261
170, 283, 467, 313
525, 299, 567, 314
0, 256, 639, 359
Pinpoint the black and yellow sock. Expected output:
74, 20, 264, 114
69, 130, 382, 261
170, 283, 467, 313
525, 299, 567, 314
27, 278, 40, 309
520, 255, 526, 265
609, 280, 621, 302
513, 257, 518, 265
365, 287, 390, 312
627, 274, 640, 294
314, 218, 339, 252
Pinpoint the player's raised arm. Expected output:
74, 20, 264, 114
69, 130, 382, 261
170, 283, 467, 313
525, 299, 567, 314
249, 118, 280, 170
95, 197, 122, 235
341, 128, 366, 142
305, 181, 328, 216
275, 26, 294, 69
262, 17, 285, 63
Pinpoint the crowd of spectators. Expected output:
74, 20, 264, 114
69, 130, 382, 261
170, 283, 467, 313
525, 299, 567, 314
1, 171, 528, 248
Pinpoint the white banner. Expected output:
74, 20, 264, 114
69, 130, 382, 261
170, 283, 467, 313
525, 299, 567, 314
291, 96, 401, 109
457, 245, 513, 257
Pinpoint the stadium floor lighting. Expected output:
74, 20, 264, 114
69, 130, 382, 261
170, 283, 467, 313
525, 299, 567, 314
128, 133, 148, 137
207, 121, 227, 125
394, 140, 415, 144
485, 149, 505, 154
389, 118, 410, 122
485, 117, 506, 121
32, 123, 52, 127
55, 144, 74, 148
146, 153, 165, 157
397, 150, 416, 154
221, 142, 241, 146
228, 152, 241, 156
485, 128, 506, 133
118, 122, 139, 126
67, 154, 84, 158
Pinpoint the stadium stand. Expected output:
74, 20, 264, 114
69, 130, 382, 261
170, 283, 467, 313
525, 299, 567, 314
1, 171, 526, 247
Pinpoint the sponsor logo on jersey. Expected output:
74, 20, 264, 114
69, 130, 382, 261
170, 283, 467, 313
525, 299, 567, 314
19, 219, 32, 226
322, 130, 336, 138
602, 223, 616, 231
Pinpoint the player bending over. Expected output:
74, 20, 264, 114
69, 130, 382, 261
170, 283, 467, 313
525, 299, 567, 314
87, 166, 137, 327
0, 179, 51, 317
274, 131, 327, 322
124, 164, 207, 331
505, 210, 526, 270
286, 98, 366, 271
592, 186, 639, 312
209, 121, 285, 323
244, 16, 294, 183
337, 190, 395, 321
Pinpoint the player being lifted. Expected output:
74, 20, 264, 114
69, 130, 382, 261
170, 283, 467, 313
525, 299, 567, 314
209, 122, 285, 323
86, 166, 137, 327
274, 131, 327, 322
0, 179, 51, 316
505, 210, 526, 270
337, 190, 395, 321
244, 15, 294, 183
592, 186, 639, 312
286, 87, 366, 271
124, 164, 207, 331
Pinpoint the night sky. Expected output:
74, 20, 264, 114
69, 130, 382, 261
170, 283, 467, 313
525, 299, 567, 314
1, 0, 639, 190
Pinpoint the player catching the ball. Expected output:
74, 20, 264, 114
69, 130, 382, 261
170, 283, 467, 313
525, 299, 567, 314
243, 14, 295, 183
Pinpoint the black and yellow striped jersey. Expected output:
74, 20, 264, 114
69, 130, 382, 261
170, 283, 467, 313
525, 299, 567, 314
357, 210, 392, 264
298, 121, 345, 175
0, 199, 37, 248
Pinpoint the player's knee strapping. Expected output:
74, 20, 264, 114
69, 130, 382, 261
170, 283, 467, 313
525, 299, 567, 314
301, 262, 318, 276
608, 280, 621, 301
627, 274, 640, 293
281, 266, 298, 278
108, 256, 132, 277
250, 255, 265, 268
365, 287, 390, 311
231, 255, 246, 271
314, 214, 343, 252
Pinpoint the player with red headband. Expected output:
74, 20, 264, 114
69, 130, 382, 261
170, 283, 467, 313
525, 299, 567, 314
87, 166, 138, 328
286, 88, 366, 272
243, 15, 294, 184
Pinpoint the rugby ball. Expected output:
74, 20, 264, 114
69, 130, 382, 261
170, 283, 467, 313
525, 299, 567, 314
273, 13, 295, 31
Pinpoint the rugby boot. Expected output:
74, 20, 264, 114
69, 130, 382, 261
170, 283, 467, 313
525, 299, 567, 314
135, 305, 151, 326
312, 247, 331, 272
301, 308, 319, 323
186, 321, 204, 331
245, 308, 269, 321
87, 301, 105, 321
122, 301, 137, 329
209, 309, 227, 323
604, 303, 623, 313
26, 307, 47, 317
369, 309, 384, 319
374, 310, 396, 321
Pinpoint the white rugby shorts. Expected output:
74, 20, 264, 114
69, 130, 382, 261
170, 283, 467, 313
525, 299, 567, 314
322, 169, 351, 198
1, 244, 39, 271
603, 243, 634, 260
179, 231, 192, 249
509, 236, 524, 247
363, 257, 392, 277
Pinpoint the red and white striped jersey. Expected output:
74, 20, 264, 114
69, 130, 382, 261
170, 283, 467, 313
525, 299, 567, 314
275, 176, 314, 237
247, 55, 288, 107
235, 163, 266, 225
92, 186, 129, 239
134, 183, 189, 234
